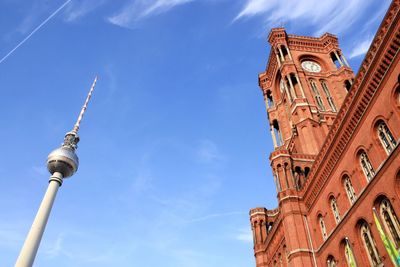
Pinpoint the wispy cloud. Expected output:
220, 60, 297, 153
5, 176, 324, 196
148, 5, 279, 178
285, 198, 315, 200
234, 0, 373, 36
196, 139, 224, 164
233, 227, 253, 243
44, 233, 70, 258
108, 0, 194, 28
0, 0, 72, 65
63, 0, 107, 22
349, 35, 373, 59
186, 211, 246, 223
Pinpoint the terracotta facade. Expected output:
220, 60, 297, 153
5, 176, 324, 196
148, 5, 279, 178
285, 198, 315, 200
250, 1, 400, 266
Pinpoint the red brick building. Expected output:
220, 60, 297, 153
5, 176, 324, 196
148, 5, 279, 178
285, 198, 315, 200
250, 1, 400, 266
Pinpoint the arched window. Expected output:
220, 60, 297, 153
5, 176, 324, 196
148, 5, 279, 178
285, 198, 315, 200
321, 81, 337, 112
380, 198, 400, 248
344, 80, 352, 91
331, 52, 341, 69
330, 196, 340, 223
377, 121, 396, 154
266, 90, 274, 108
304, 167, 310, 179
343, 176, 356, 204
273, 120, 283, 146
344, 238, 357, 267
359, 152, 375, 181
319, 214, 328, 240
310, 80, 325, 111
327, 255, 337, 267
281, 45, 290, 61
273, 173, 281, 192
294, 166, 303, 190
360, 222, 382, 266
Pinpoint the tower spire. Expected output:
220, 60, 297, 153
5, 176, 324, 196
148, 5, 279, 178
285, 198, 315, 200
62, 76, 97, 151
72, 76, 97, 134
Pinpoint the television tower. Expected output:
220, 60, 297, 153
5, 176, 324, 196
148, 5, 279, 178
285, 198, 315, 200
15, 77, 98, 267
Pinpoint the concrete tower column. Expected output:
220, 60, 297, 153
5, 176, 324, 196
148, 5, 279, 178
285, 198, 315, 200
15, 173, 63, 267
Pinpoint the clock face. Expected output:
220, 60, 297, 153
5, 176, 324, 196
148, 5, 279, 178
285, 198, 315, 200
301, 61, 321, 73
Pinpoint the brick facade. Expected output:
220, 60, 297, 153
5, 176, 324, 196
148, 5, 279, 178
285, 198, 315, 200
250, 1, 400, 266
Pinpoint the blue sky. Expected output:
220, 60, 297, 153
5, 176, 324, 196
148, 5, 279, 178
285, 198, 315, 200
0, 0, 390, 266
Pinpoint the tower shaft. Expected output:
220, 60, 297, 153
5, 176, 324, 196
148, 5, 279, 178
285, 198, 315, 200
15, 173, 63, 267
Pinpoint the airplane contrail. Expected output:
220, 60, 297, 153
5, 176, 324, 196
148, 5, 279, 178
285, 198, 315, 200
0, 0, 73, 64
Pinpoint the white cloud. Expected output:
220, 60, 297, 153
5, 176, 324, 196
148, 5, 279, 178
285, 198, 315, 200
234, 0, 373, 35
234, 227, 253, 243
44, 233, 68, 258
108, 0, 194, 28
196, 139, 224, 164
186, 211, 246, 223
63, 0, 107, 22
349, 35, 373, 59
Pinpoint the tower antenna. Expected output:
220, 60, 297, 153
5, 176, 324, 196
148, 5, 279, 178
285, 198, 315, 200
73, 76, 97, 134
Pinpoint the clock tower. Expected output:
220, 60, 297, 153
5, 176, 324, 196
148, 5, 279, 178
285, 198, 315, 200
253, 28, 355, 266
259, 28, 354, 191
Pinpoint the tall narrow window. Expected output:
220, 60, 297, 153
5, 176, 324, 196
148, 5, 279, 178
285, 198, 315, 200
330, 197, 341, 223
380, 198, 400, 248
310, 80, 325, 111
344, 80, 352, 92
321, 81, 337, 111
377, 121, 396, 154
274, 174, 281, 192
273, 120, 283, 146
266, 90, 274, 108
360, 152, 375, 181
344, 239, 357, 267
319, 215, 328, 240
343, 176, 356, 204
331, 52, 341, 69
361, 222, 382, 266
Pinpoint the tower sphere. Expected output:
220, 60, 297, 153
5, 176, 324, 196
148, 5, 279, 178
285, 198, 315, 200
47, 147, 79, 178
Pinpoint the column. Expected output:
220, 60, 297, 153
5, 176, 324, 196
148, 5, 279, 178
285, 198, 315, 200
333, 50, 344, 66
287, 75, 297, 99
286, 45, 293, 60
284, 80, 293, 102
270, 127, 278, 148
295, 74, 306, 98
278, 46, 285, 62
263, 95, 269, 109
276, 53, 282, 67
341, 53, 350, 67
283, 165, 290, 188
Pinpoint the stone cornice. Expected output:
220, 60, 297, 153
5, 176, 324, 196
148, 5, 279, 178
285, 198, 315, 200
301, 0, 400, 210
